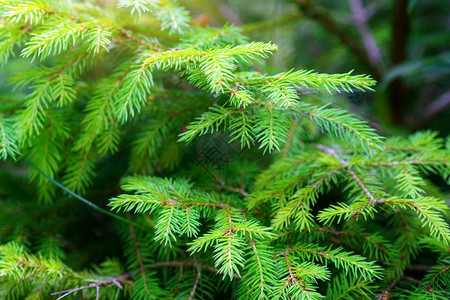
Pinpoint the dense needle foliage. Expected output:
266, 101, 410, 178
0, 0, 448, 299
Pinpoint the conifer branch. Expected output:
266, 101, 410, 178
0, 1, 448, 298
0, 116, 20, 160
2, 0, 54, 25
381, 197, 450, 246
117, 0, 159, 16
283, 245, 383, 280
297, 103, 383, 153
326, 273, 376, 299
425, 264, 450, 292
249, 237, 266, 298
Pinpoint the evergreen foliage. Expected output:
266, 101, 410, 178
0, 1, 448, 299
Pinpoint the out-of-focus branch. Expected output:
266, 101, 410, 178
218, 1, 242, 25
390, 0, 409, 67
422, 91, 450, 120
389, 0, 410, 125
295, 0, 381, 79
407, 91, 450, 129
348, 0, 384, 69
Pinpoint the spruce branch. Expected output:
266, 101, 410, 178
117, 0, 160, 16
238, 235, 276, 299
1, 0, 54, 25
0, 22, 27, 66
381, 197, 450, 246
0, 1, 448, 298
326, 273, 376, 299
281, 245, 383, 280
22, 22, 92, 61
297, 103, 384, 153
320, 226, 391, 262
109, 176, 241, 213
242, 69, 376, 94
114, 64, 154, 122
0, 242, 130, 300
255, 106, 290, 153
0, 116, 20, 160
384, 209, 423, 280
178, 105, 234, 144
273, 249, 325, 299
424, 262, 450, 292
188, 211, 274, 280
144, 41, 277, 68
156, 1, 191, 35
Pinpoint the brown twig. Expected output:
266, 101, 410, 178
346, 169, 377, 203
284, 249, 297, 285
126, 213, 149, 296
426, 265, 450, 291
162, 198, 237, 211
225, 207, 234, 275
380, 278, 398, 299
314, 144, 380, 207
119, 29, 164, 51
215, 183, 250, 197
17, 260, 45, 269
189, 257, 201, 300
278, 248, 310, 291
314, 144, 348, 166
51, 273, 131, 300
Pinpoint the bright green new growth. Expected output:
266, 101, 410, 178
0, 0, 449, 299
